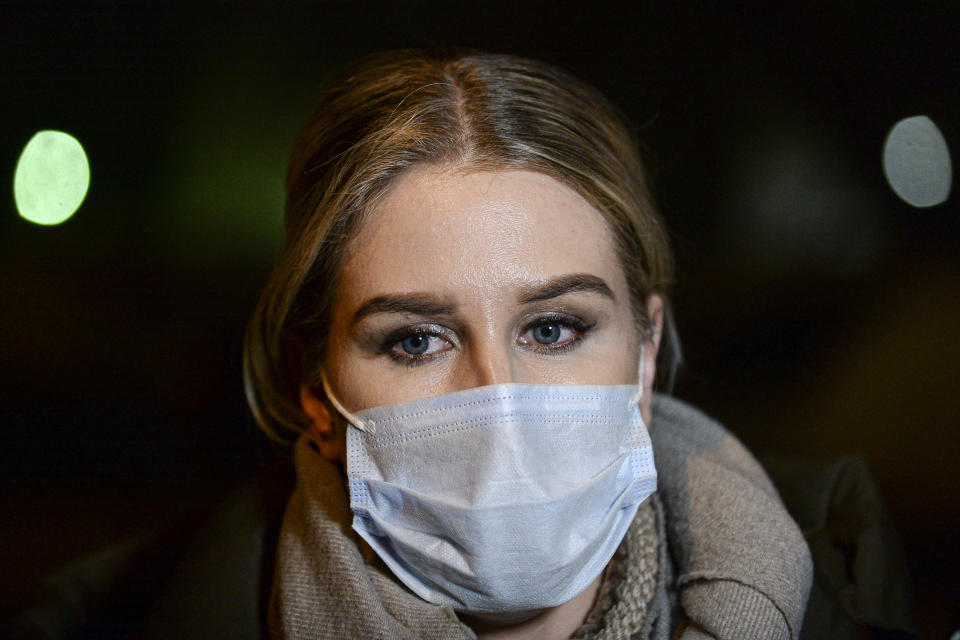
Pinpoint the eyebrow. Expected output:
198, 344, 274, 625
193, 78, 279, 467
351, 293, 456, 327
517, 274, 616, 304
350, 273, 615, 327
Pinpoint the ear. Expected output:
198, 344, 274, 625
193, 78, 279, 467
646, 294, 664, 350
299, 385, 342, 462
641, 294, 665, 424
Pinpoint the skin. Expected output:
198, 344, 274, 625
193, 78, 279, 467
301, 166, 663, 640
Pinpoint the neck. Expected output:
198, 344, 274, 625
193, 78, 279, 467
464, 573, 602, 640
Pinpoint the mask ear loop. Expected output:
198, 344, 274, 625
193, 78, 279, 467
630, 343, 646, 407
320, 372, 368, 432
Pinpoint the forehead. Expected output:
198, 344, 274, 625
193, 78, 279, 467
338, 167, 626, 303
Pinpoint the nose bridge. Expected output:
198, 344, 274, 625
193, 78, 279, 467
465, 324, 514, 389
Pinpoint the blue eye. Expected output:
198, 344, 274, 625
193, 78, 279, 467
519, 316, 591, 352
386, 330, 453, 364
532, 324, 562, 344
400, 334, 430, 355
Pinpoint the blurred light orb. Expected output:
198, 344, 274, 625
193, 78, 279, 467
882, 115, 952, 208
14, 130, 90, 225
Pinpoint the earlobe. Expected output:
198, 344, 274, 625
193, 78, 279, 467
299, 386, 342, 462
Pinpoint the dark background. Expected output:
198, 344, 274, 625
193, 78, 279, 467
2, 2, 958, 636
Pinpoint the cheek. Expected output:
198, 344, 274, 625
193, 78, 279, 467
522, 317, 639, 386
600, 313, 642, 384
324, 338, 376, 414
320, 306, 373, 412
324, 328, 455, 414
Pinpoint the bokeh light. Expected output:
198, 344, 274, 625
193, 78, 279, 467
882, 115, 952, 208
13, 130, 90, 225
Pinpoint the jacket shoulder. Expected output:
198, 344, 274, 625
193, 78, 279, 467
144, 457, 293, 640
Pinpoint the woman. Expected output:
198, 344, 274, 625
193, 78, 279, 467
243, 49, 812, 640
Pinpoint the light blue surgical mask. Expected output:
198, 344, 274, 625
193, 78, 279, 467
321, 353, 657, 618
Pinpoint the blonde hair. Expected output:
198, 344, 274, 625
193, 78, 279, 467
244, 49, 679, 443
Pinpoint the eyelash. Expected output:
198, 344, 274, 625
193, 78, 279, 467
519, 314, 593, 354
378, 314, 595, 367
377, 325, 452, 367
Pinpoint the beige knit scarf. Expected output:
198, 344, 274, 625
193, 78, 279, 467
268, 437, 668, 640
571, 493, 664, 640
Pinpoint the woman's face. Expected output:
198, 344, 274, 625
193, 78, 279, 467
308, 167, 661, 439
